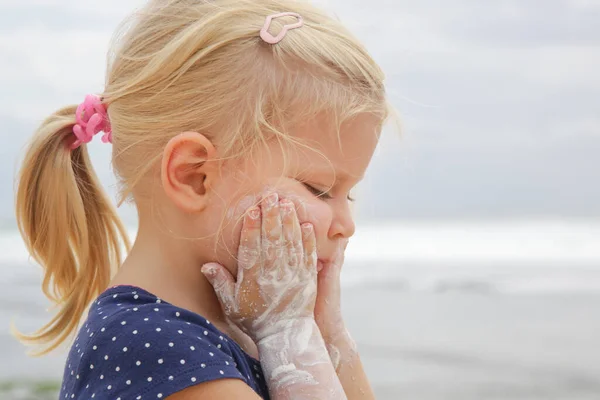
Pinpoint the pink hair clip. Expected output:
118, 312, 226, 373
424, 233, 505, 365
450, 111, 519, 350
71, 94, 112, 150
260, 12, 304, 45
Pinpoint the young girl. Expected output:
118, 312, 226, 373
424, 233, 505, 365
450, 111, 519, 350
15, 0, 390, 399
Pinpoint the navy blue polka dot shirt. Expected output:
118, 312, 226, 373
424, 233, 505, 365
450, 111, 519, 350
59, 285, 270, 399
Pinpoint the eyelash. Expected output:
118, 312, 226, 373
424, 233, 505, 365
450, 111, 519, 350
303, 183, 356, 202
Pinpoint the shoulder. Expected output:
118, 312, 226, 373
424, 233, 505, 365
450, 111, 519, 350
71, 286, 252, 399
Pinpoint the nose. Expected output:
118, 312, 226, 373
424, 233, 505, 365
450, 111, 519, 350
328, 200, 356, 239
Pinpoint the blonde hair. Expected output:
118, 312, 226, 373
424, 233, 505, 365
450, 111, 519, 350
15, 0, 391, 355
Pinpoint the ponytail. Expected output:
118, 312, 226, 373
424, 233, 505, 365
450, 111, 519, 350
14, 105, 131, 355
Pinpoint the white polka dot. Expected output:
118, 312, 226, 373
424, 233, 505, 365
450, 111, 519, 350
126, 380, 132, 385
117, 303, 122, 306
134, 295, 139, 299
90, 364, 94, 369
100, 375, 104, 380
219, 336, 223, 340
165, 319, 170, 322
158, 358, 163, 364
168, 376, 174, 381
203, 330, 208, 336
144, 318, 149, 321
116, 366, 120, 372
103, 316, 108, 320
178, 330, 183, 334
91, 395, 95, 399
156, 299, 161, 303
107, 385, 112, 390
176, 312, 180, 317
157, 394, 163, 399
112, 336, 117, 341
132, 291, 137, 294
70, 371, 73, 376
180, 359, 186, 364
136, 361, 142, 366
154, 308, 159, 312
217, 344, 222, 349
104, 355, 109, 360
156, 328, 161, 332
136, 396, 141, 400
132, 330, 138, 335
113, 294, 118, 298
117, 398, 121, 400
123, 347, 128, 352
191, 377, 197, 382
86, 384, 89, 389
169, 342, 174, 347
206, 320, 211, 324
71, 394, 74, 398
225, 361, 229, 365
100, 327, 105, 332
133, 307, 138, 311
145, 343, 151, 348
76, 375, 79, 379
148, 377, 153, 382
201, 363, 206, 368
220, 370, 224, 375
89, 332, 93, 337
190, 346, 195, 351
256, 373, 260, 378
209, 352, 214, 356
121, 321, 127, 325
186, 322, 191, 325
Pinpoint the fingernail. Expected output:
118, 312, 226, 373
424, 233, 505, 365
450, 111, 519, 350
248, 207, 260, 219
280, 200, 294, 214
264, 193, 278, 208
301, 223, 313, 236
201, 264, 217, 278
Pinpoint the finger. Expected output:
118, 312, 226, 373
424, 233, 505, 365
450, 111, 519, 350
284, 195, 309, 224
280, 199, 301, 258
301, 223, 317, 275
201, 263, 235, 313
261, 192, 283, 265
238, 206, 262, 276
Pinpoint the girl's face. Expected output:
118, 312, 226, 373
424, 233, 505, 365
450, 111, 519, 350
202, 113, 381, 274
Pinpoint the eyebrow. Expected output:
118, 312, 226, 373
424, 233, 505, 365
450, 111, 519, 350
308, 168, 364, 184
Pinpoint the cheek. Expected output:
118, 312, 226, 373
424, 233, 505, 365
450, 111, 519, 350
213, 184, 333, 272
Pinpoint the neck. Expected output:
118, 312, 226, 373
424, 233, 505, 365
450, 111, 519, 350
110, 220, 227, 331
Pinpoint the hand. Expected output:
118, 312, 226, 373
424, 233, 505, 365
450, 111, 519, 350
201, 192, 318, 342
314, 238, 348, 343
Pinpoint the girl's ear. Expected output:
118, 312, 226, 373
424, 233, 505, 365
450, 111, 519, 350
161, 131, 218, 213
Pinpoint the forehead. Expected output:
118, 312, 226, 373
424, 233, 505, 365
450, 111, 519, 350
292, 113, 381, 181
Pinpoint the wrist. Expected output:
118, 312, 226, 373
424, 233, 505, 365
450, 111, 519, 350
323, 327, 358, 372
255, 317, 318, 346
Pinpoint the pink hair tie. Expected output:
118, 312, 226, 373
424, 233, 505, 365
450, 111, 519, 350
260, 12, 304, 45
71, 94, 112, 150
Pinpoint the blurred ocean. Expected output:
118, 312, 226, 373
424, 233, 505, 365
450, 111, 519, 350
1, 219, 600, 399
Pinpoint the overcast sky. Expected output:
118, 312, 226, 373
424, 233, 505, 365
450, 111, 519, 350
0, 0, 598, 226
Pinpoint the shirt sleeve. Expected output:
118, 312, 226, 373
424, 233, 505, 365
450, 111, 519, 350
86, 307, 247, 400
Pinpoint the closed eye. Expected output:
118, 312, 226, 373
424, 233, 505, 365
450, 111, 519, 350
302, 183, 355, 202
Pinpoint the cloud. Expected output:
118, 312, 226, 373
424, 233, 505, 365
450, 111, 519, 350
1, 0, 598, 221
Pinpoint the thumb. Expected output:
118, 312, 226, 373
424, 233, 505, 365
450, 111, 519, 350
201, 263, 235, 311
